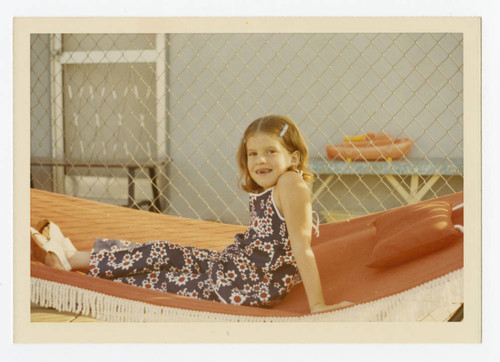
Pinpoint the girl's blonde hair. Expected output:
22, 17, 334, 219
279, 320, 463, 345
237, 115, 315, 193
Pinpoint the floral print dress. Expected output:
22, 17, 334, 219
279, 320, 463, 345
88, 187, 301, 307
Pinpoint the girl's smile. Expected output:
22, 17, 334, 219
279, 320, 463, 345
246, 133, 299, 190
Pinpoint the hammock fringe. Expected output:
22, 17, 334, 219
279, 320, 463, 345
31, 269, 463, 322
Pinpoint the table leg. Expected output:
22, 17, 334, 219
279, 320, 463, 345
127, 167, 135, 208
149, 167, 162, 213
385, 174, 441, 204
410, 174, 440, 203
410, 174, 419, 199
53, 166, 66, 194
385, 175, 410, 203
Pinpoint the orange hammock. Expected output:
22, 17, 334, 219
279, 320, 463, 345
30, 189, 463, 322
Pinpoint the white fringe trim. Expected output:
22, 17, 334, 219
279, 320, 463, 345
31, 269, 463, 322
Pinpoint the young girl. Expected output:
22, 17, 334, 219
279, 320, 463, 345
31, 115, 352, 313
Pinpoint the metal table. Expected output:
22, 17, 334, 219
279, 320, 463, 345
309, 157, 463, 204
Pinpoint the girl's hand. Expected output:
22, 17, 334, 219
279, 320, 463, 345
310, 301, 354, 314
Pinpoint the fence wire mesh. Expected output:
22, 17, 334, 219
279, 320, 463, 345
30, 33, 463, 225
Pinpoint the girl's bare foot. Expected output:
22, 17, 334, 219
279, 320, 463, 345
67, 251, 91, 272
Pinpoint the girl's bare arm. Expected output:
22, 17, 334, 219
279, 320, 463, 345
276, 172, 353, 313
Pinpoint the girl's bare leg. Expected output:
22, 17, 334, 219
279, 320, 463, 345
67, 251, 91, 272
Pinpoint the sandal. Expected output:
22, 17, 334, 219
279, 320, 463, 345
30, 221, 73, 271
36, 219, 77, 256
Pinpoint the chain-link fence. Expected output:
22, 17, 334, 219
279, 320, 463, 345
30, 33, 463, 225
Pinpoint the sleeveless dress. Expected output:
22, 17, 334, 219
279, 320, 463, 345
87, 187, 302, 307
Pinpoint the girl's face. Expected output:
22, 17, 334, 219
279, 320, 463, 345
246, 132, 299, 191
